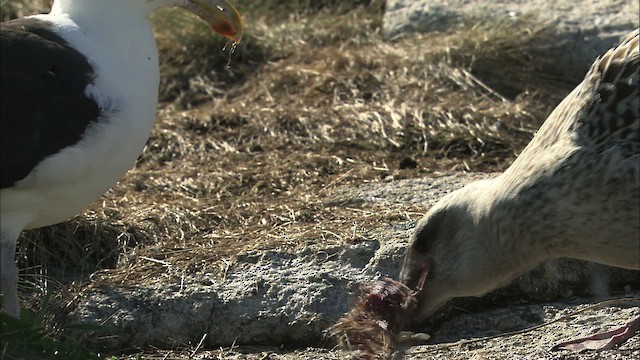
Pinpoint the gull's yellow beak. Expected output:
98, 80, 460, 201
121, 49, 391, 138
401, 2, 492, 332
182, 0, 244, 43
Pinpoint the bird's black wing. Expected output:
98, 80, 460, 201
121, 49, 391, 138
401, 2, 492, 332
1, 18, 101, 188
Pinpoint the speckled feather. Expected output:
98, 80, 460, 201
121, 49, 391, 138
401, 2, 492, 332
575, 29, 639, 155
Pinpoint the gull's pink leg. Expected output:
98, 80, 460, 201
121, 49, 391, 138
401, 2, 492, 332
550, 317, 640, 351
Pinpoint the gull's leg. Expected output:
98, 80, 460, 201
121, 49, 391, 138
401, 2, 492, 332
550, 317, 640, 351
1, 229, 20, 318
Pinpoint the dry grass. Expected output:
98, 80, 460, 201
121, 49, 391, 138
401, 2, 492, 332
3, 0, 583, 355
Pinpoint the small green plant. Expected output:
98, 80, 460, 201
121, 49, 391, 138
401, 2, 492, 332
0, 298, 106, 360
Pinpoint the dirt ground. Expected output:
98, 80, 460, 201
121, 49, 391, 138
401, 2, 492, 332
115, 295, 640, 359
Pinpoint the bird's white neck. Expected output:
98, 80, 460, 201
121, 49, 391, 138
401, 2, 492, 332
51, 0, 181, 19
488, 157, 640, 270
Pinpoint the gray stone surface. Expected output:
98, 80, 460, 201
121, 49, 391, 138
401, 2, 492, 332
70, 173, 639, 350
384, 0, 639, 77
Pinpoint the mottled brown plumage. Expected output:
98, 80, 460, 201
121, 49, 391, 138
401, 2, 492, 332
401, 29, 639, 324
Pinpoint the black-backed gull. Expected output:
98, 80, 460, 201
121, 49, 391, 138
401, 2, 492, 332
0, 0, 243, 318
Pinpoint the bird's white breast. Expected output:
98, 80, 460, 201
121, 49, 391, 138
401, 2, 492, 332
1, 12, 160, 230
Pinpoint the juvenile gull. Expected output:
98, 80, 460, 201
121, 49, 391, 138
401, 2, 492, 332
0, 0, 243, 318
400, 29, 639, 350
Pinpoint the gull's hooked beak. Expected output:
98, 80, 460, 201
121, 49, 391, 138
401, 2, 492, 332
183, 0, 244, 43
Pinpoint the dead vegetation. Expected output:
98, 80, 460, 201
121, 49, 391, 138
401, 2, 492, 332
2, 0, 585, 356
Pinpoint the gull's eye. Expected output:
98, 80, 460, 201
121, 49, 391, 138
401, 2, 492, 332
412, 210, 445, 254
